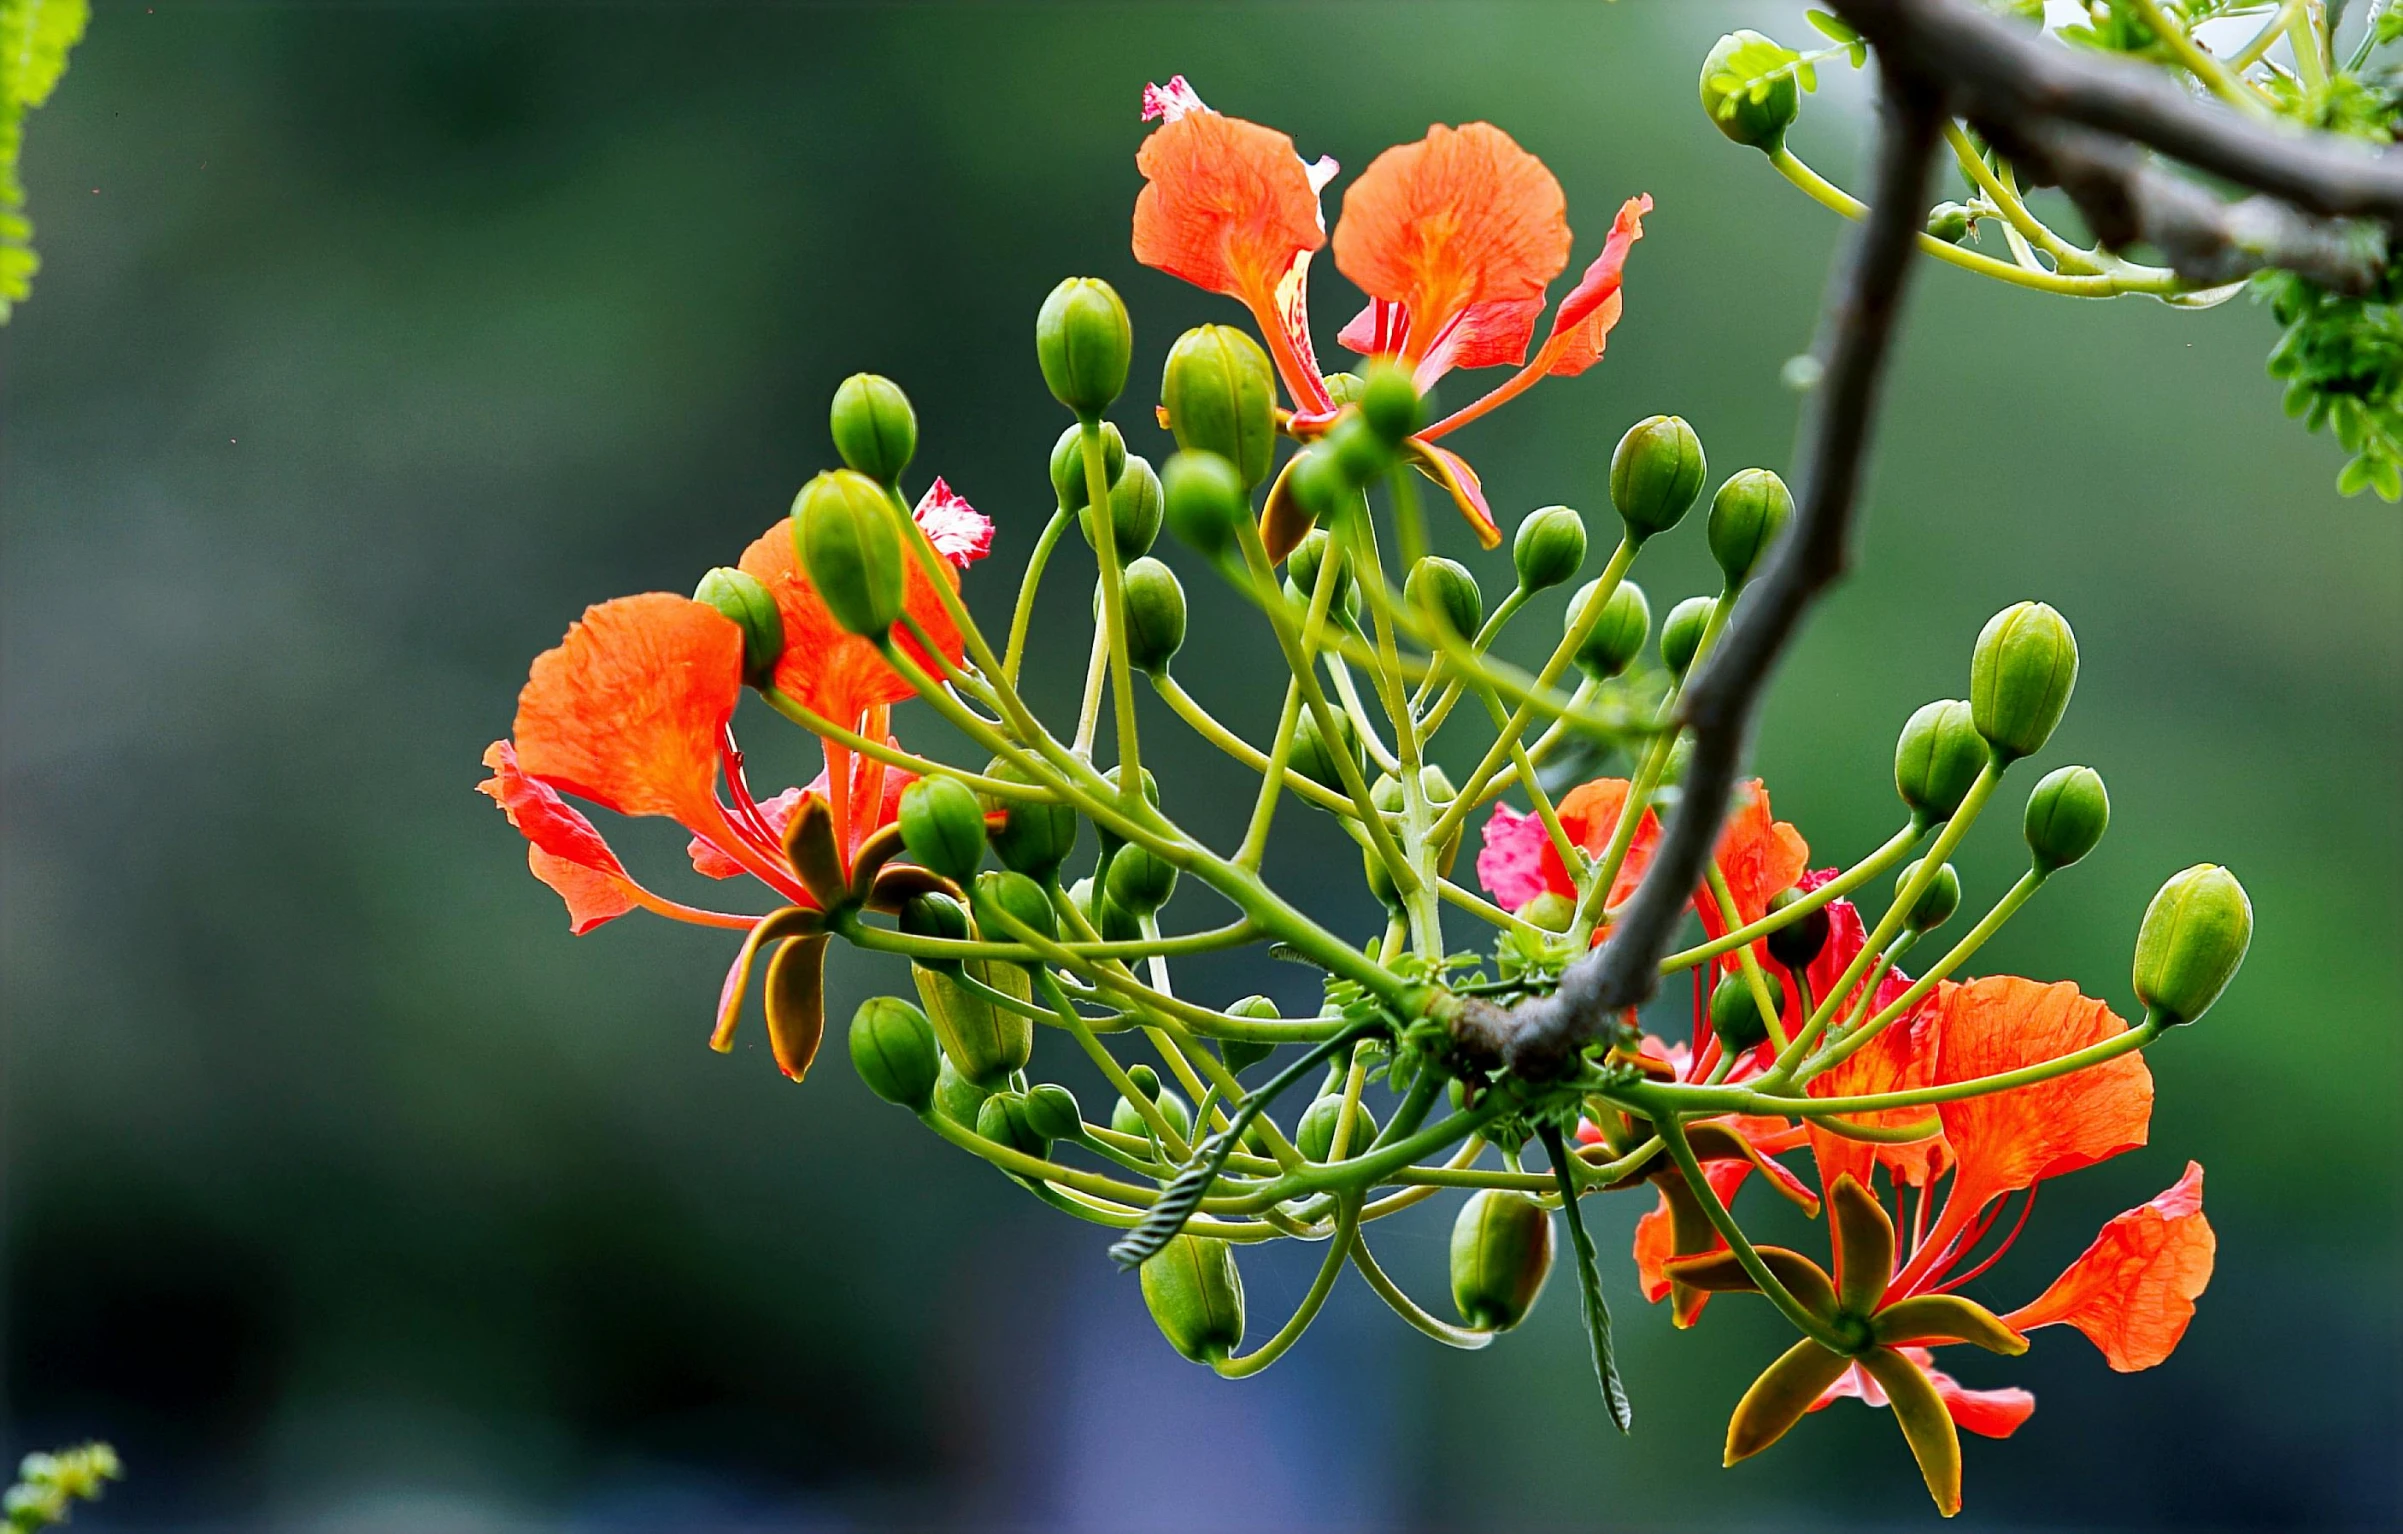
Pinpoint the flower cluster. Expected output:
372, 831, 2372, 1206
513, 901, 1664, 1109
480, 72, 2252, 1519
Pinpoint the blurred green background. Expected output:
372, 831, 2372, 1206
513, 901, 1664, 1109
4, 2, 2396, 1529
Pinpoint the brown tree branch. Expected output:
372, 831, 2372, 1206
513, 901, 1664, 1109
1479, 74, 1946, 1083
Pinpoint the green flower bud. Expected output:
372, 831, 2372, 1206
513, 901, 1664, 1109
2133, 864, 2251, 1027
1701, 31, 1801, 152
981, 756, 1078, 878
2024, 765, 2109, 875
1105, 842, 1179, 915
977, 1089, 1050, 1158
897, 776, 987, 885
1121, 556, 1188, 674
1297, 1093, 1380, 1161
1406, 555, 1483, 640
1221, 995, 1280, 1075
1895, 699, 1989, 823
1128, 1063, 1162, 1097
1162, 323, 1278, 488
1290, 706, 1363, 793
1764, 886, 1830, 971
1080, 453, 1164, 559
1661, 594, 1715, 678
1611, 414, 1707, 540
899, 889, 971, 972
1709, 970, 1772, 1051
1162, 450, 1249, 558
829, 372, 916, 485
1513, 504, 1588, 592
1568, 577, 1650, 681
848, 996, 941, 1111
972, 870, 1057, 945
1659, 734, 1695, 788
1518, 891, 1577, 932
1361, 359, 1422, 445
1095, 894, 1143, 944
1926, 201, 1974, 244
914, 954, 1032, 1090
1092, 763, 1162, 861
1022, 1082, 1083, 1143
1321, 371, 1367, 407
1111, 1080, 1192, 1144
1896, 857, 1961, 934
1327, 416, 1392, 487
792, 468, 906, 638
1282, 444, 1349, 523
1363, 841, 1401, 910
693, 566, 784, 688
1707, 468, 1794, 588
1450, 1189, 1555, 1331
1050, 421, 1129, 512
1036, 276, 1131, 418
1970, 600, 2079, 763
1140, 1235, 1245, 1364
932, 1055, 990, 1132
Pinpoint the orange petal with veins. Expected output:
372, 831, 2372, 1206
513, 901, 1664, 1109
737, 518, 964, 730
1934, 976, 2153, 1215
1135, 110, 1328, 308
2004, 1161, 2213, 1371
1549, 778, 1661, 912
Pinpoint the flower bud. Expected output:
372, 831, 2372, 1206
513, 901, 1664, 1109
829, 372, 916, 485
1140, 1235, 1245, 1364
2024, 765, 2109, 874
1036, 276, 1131, 418
1111, 1079, 1192, 1143
1568, 577, 1650, 681
1297, 1093, 1380, 1161
1701, 31, 1801, 151
1128, 1063, 1161, 1097
1612, 414, 1707, 541
1022, 1082, 1083, 1143
898, 776, 987, 885
1659, 734, 1695, 788
1707, 468, 1793, 588
2133, 864, 2251, 1027
1361, 359, 1422, 445
1926, 202, 1974, 244
1326, 416, 1393, 488
1080, 453, 1164, 559
1518, 891, 1577, 932
1894, 699, 1987, 822
899, 888, 971, 962
1287, 528, 1351, 609
933, 1056, 989, 1131
1513, 504, 1588, 592
972, 870, 1057, 944
982, 757, 1079, 878
1105, 842, 1179, 915
1162, 450, 1249, 558
1764, 886, 1831, 971
1282, 444, 1350, 523
793, 469, 906, 638
1290, 706, 1362, 793
1895, 857, 1961, 934
1970, 601, 2078, 763
847, 996, 941, 1111
1221, 996, 1279, 1075
1050, 421, 1129, 512
1406, 555, 1483, 640
1093, 763, 1163, 864
1121, 556, 1188, 674
913, 947, 1032, 1090
1162, 324, 1278, 487
1094, 891, 1144, 943
1709, 970, 1772, 1051
1661, 594, 1715, 679
977, 1089, 1051, 1158
693, 566, 784, 688
1449, 1189, 1555, 1331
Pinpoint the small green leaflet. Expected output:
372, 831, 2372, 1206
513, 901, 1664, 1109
1, 0, 91, 318
1540, 1122, 1632, 1433
1805, 9, 1870, 67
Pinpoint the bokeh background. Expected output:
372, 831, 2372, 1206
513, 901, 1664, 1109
5, 3, 2397, 1529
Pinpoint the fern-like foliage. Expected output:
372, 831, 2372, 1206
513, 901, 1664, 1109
4, 1443, 118, 1531
1, 0, 90, 322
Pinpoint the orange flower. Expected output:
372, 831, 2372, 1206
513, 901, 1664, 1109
479, 488, 993, 1080
1133, 77, 1650, 550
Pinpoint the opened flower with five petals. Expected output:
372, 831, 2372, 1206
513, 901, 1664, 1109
1133, 75, 1651, 556
479, 484, 992, 1081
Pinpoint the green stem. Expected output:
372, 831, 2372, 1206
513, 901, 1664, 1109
1214, 1197, 1360, 1377
1705, 864, 1789, 1052
1940, 123, 2104, 274
1153, 674, 1360, 816
1350, 1229, 1493, 1349
1726, 1019, 2162, 1117
1646, 1107, 1848, 1351
1659, 820, 1923, 974
1080, 421, 1143, 799
1237, 680, 1310, 868
1002, 509, 1071, 688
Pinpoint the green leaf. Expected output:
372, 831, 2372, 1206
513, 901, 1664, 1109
1540, 1122, 1632, 1433
1805, 8, 1860, 44
2337, 454, 2375, 495
0, 0, 89, 322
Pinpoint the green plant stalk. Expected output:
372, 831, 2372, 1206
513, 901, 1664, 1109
1642, 1104, 1850, 1351
881, 483, 1045, 745
1002, 509, 1071, 687
1706, 864, 1791, 1052
1439, 877, 1550, 938
1153, 673, 1361, 816
1412, 587, 1528, 719
2130, 0, 2277, 116
1215, 1196, 1361, 1377
1080, 421, 1144, 800
1032, 968, 1194, 1159
1349, 1227, 1494, 1349
1694, 1018, 2165, 1119
1071, 623, 1111, 755
1329, 1038, 1374, 1162
1327, 652, 1402, 774
1659, 819, 1924, 974
835, 911, 1258, 968
1032, 1182, 1290, 1242
1238, 680, 1311, 868
1940, 123, 2104, 274
761, 687, 1051, 801
1464, 671, 1588, 882
914, 1104, 1267, 1212
1349, 501, 1446, 956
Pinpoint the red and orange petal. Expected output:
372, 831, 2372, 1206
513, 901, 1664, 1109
1813, 1347, 2036, 1440
1134, 108, 1328, 307
1632, 1158, 1747, 1306
692, 787, 805, 879
1331, 123, 1570, 370
1550, 777, 1662, 911
1705, 779, 1811, 936
914, 478, 993, 568
511, 594, 746, 828
481, 740, 641, 933
2004, 1161, 2214, 1372
1475, 802, 1559, 910
1802, 876, 1952, 1191
1542, 193, 1651, 378
1933, 976, 2153, 1215
736, 518, 965, 730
